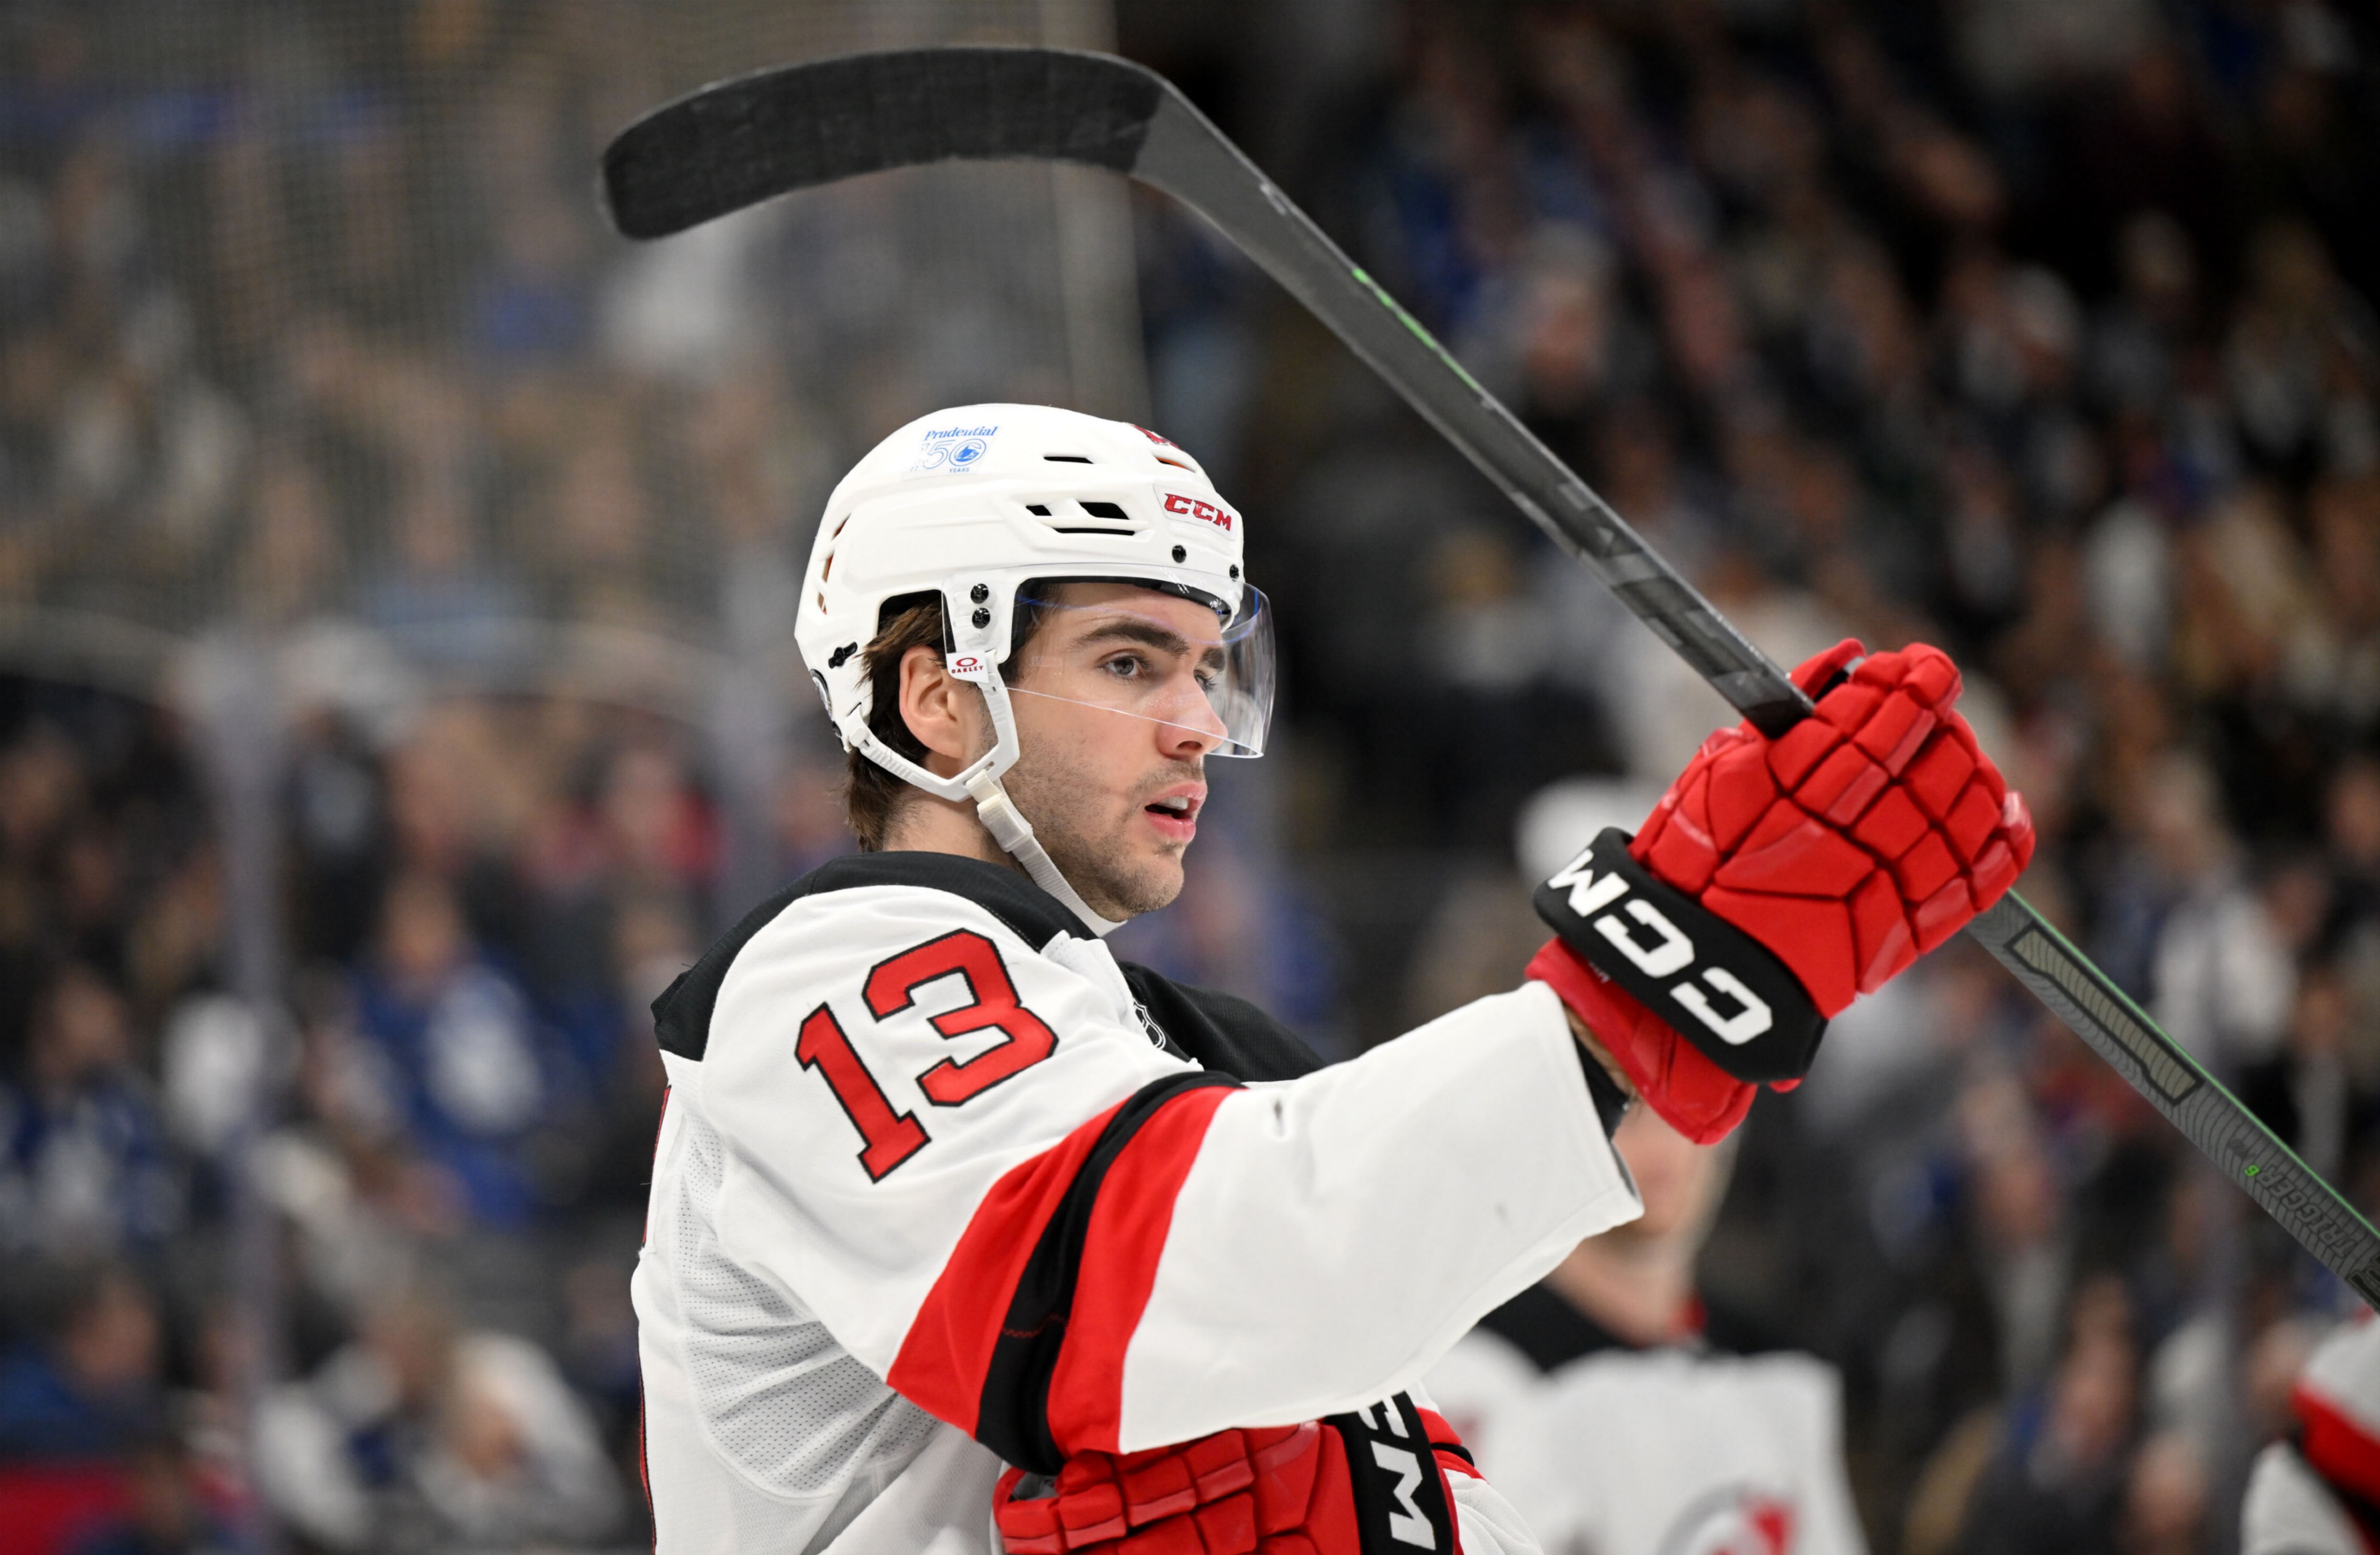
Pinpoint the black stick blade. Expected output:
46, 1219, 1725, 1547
603, 46, 1164, 240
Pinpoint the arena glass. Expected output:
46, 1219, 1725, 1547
599, 45, 2380, 1309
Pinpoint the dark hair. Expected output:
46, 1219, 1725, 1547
840, 589, 1059, 850
843, 594, 946, 851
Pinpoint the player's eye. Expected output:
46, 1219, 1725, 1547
1098, 652, 1146, 681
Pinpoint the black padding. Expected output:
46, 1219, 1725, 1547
1479, 1284, 1626, 1373
1118, 967, 1323, 1082
1535, 828, 1826, 1084
651, 851, 1082, 1061
1479, 1283, 1788, 1370
648, 850, 1337, 1085
1320, 1394, 1459, 1553
603, 47, 1163, 239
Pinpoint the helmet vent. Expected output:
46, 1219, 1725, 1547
1153, 453, 1194, 471
1043, 454, 1094, 464
1040, 497, 1143, 537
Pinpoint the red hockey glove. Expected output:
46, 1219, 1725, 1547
1637, 639, 2035, 1000
1527, 938, 1753, 1145
1531, 640, 2033, 1144
992, 1397, 1474, 1554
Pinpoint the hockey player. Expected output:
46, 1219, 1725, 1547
2242, 1313, 2380, 1555
631, 404, 2034, 1553
1423, 1106, 1867, 1555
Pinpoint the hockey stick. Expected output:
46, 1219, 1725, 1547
601, 46, 2380, 1306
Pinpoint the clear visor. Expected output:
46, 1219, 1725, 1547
1001, 584, 1274, 757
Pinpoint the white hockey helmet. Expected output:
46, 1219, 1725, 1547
795, 403, 1273, 933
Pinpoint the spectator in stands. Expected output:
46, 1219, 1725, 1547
2098, 752, 2295, 1074
0, 1262, 162, 1463
255, 1282, 621, 1552
0, 965, 178, 1257
0, 1264, 174, 1555
2121, 1430, 2211, 1555
1951, 1276, 2143, 1555
347, 871, 559, 1229
2239, 963, 2374, 1185
65, 1427, 243, 1555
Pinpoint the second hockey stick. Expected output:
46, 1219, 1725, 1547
600, 46, 2380, 1306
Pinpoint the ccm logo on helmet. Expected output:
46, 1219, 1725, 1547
1547, 853, 1774, 1046
1162, 492, 1235, 531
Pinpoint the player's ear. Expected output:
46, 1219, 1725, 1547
897, 643, 982, 771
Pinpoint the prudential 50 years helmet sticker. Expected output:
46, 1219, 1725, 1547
906, 422, 997, 474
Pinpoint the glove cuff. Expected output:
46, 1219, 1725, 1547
1535, 828, 1826, 1083
1526, 940, 1755, 1146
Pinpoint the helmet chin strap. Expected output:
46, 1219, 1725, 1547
842, 670, 1127, 939
966, 773, 1127, 938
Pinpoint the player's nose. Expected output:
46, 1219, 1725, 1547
1161, 694, 1228, 755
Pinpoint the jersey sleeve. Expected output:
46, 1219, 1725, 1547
2241, 1442, 2365, 1555
1757, 1355, 1869, 1555
1107, 983, 1639, 1449
693, 884, 1640, 1472
1413, 1389, 1549, 1555
1446, 1471, 1549, 1555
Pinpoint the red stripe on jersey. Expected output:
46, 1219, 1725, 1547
1043, 1083, 1236, 1453
2299, 1380, 2380, 1511
889, 1096, 1132, 1434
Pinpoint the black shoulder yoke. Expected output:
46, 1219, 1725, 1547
1479, 1283, 1794, 1372
651, 852, 1076, 1061
650, 850, 1324, 1083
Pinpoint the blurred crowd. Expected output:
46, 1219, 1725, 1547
0, 0, 2375, 1551
0, 675, 771, 1551
1153, 0, 2380, 1550
0, 2, 1027, 1550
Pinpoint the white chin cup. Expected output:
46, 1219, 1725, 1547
965, 773, 1125, 938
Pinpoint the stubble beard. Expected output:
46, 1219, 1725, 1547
1000, 743, 1196, 920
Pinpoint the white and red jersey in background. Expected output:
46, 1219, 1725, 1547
2244, 1311, 2380, 1555
1425, 1285, 1868, 1555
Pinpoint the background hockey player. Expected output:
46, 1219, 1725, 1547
630, 402, 2034, 1552
2243, 1313, 2380, 1555
1424, 1105, 1867, 1555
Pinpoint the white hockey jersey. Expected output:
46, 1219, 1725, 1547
2241, 1442, 2371, 1555
1424, 1288, 1867, 1555
631, 851, 1644, 1554
2241, 1312, 2380, 1555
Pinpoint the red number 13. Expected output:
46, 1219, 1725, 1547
797, 930, 1059, 1179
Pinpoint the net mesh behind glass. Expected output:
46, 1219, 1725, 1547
0, 0, 1142, 714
